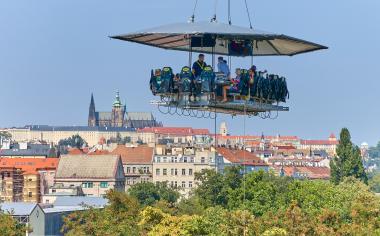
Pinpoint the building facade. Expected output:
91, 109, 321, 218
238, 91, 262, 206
152, 146, 216, 196
111, 145, 153, 190
0, 158, 59, 203
55, 155, 125, 197
1, 126, 156, 147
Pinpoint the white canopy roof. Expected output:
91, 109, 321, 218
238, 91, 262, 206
111, 21, 327, 56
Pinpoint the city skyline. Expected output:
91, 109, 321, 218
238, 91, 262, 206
1, 0, 380, 145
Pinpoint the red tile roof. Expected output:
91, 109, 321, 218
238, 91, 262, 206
273, 145, 296, 150
68, 148, 87, 155
276, 166, 330, 179
0, 158, 59, 174
88, 150, 110, 155
216, 147, 268, 166
138, 127, 209, 136
215, 135, 299, 141
111, 145, 153, 164
300, 140, 339, 145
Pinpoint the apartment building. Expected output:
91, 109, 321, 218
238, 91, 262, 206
55, 155, 125, 197
111, 144, 153, 190
216, 147, 269, 174
152, 146, 216, 196
0, 167, 23, 202
0, 158, 59, 203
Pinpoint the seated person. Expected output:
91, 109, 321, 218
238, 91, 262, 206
150, 69, 162, 95
222, 68, 241, 102
192, 54, 207, 78
217, 56, 230, 78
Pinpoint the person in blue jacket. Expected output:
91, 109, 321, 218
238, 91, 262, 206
192, 54, 207, 78
217, 56, 230, 78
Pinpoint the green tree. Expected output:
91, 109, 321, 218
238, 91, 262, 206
128, 182, 179, 206
194, 167, 242, 208
330, 128, 368, 184
58, 134, 87, 149
369, 141, 380, 158
0, 131, 12, 140
62, 190, 140, 236
0, 212, 26, 236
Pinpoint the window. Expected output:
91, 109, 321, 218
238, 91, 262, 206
156, 169, 160, 176
189, 169, 193, 175
100, 182, 108, 188
182, 181, 186, 188
132, 167, 136, 173
163, 169, 167, 176
126, 167, 131, 173
174, 169, 178, 176
82, 182, 93, 188
174, 181, 177, 187
174, 157, 177, 162
183, 156, 188, 163
156, 156, 161, 163
182, 169, 186, 175
163, 157, 168, 162
189, 181, 193, 188
190, 157, 194, 163
147, 167, 150, 173
201, 157, 205, 163
28, 192, 32, 197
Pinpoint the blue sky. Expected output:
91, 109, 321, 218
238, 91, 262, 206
1, 0, 379, 145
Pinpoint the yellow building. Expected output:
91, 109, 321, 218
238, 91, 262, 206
23, 172, 40, 203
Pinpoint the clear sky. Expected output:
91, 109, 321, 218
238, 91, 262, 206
1, 0, 379, 145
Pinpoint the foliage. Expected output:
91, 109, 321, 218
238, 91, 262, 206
62, 170, 380, 235
369, 172, 380, 193
0, 212, 26, 236
369, 141, 380, 159
330, 128, 368, 184
107, 133, 131, 145
58, 134, 88, 149
62, 190, 140, 236
0, 131, 12, 140
128, 182, 180, 206
194, 166, 242, 208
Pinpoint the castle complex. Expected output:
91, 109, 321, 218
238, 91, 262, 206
88, 91, 161, 129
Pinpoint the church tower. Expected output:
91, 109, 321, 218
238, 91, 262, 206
88, 93, 97, 127
111, 91, 126, 127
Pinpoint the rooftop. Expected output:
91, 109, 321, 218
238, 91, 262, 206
217, 147, 268, 166
0, 202, 39, 216
0, 158, 59, 174
111, 145, 153, 164
139, 127, 209, 135
55, 154, 123, 179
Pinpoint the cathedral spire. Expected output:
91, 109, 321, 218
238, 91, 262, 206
113, 90, 122, 107
88, 93, 96, 126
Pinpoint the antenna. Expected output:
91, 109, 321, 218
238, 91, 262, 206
190, 0, 198, 22
228, 0, 232, 25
